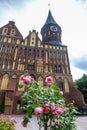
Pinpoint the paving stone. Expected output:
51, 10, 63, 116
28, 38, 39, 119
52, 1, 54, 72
8, 115, 87, 130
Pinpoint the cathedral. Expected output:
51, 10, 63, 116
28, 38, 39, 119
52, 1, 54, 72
0, 10, 85, 114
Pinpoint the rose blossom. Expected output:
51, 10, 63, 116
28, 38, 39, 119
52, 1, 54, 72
43, 103, 50, 114
59, 91, 63, 95
34, 107, 43, 115
34, 99, 39, 103
54, 107, 64, 115
45, 76, 53, 85
22, 76, 32, 85
20, 75, 25, 81
51, 121, 55, 126
50, 103, 56, 111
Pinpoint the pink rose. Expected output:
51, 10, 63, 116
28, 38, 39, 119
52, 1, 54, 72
20, 75, 25, 81
23, 76, 31, 85
34, 99, 39, 103
43, 103, 50, 114
59, 91, 63, 95
51, 121, 55, 126
50, 103, 56, 111
54, 107, 64, 115
45, 76, 53, 85
34, 107, 43, 115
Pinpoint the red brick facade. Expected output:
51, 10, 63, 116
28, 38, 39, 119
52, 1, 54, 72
0, 10, 85, 114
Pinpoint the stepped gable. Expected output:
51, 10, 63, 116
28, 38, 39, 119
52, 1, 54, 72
0, 21, 23, 38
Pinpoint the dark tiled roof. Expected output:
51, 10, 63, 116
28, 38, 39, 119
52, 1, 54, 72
44, 10, 58, 26
44, 40, 62, 46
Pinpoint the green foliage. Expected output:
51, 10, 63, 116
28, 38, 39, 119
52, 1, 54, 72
74, 74, 87, 103
21, 81, 78, 130
0, 114, 15, 130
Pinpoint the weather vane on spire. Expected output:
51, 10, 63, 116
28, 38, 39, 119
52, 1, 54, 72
48, 1, 51, 10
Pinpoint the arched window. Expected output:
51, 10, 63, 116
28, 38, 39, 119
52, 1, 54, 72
57, 64, 62, 73
57, 78, 63, 91
1, 45, 5, 52
19, 48, 22, 55
41, 50, 44, 57
24, 48, 27, 55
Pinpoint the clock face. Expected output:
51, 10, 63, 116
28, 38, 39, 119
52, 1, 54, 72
50, 26, 58, 32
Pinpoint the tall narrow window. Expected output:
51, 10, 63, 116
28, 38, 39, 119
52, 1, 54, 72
10, 29, 16, 36
57, 65, 62, 73
19, 48, 22, 55
24, 48, 27, 56
57, 78, 63, 91
27, 64, 35, 71
2, 28, 8, 35
54, 65, 57, 72
0, 36, 3, 42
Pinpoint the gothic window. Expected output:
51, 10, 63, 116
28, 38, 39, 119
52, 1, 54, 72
37, 50, 39, 57
2, 28, 8, 35
0, 36, 3, 42
24, 48, 27, 55
28, 49, 31, 56
12, 38, 16, 43
53, 52, 56, 59
54, 64, 62, 73
27, 64, 35, 70
57, 65, 62, 73
33, 49, 36, 57
11, 46, 14, 53
57, 78, 63, 91
10, 29, 16, 36
41, 50, 44, 57
19, 48, 22, 55
7, 46, 10, 53
1, 45, 5, 52
54, 65, 57, 72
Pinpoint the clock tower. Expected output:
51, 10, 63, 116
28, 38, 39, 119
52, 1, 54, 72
41, 10, 62, 45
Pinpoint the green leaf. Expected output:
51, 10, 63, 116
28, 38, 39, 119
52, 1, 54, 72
18, 83, 24, 88
26, 107, 33, 118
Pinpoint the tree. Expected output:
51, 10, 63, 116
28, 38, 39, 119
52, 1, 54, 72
74, 74, 87, 103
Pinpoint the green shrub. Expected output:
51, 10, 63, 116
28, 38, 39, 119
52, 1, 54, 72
0, 114, 16, 130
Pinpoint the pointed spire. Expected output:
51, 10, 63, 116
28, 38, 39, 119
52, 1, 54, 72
44, 10, 57, 25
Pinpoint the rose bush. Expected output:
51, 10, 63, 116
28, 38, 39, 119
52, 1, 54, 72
0, 114, 16, 130
19, 72, 78, 130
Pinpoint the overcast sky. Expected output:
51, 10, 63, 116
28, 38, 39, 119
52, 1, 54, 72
0, 0, 87, 81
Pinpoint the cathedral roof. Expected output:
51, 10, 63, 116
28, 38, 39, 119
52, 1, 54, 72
44, 40, 63, 46
43, 10, 58, 26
